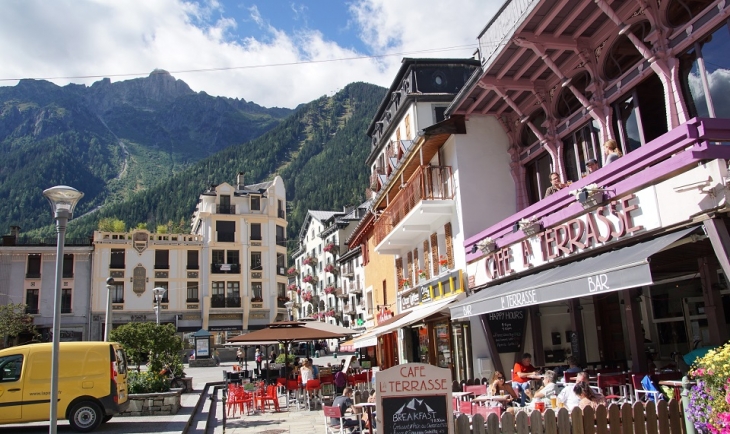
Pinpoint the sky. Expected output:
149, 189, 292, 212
0, 0, 499, 108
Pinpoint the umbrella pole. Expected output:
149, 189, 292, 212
244, 345, 248, 379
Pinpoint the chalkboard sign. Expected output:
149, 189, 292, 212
382, 395, 449, 434
567, 331, 580, 358
485, 309, 526, 353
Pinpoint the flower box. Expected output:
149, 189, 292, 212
477, 237, 496, 254
301, 292, 313, 302
324, 264, 337, 274
324, 286, 335, 294
302, 274, 317, 284
287, 267, 299, 277
399, 278, 411, 289
302, 256, 317, 266
323, 243, 338, 253
438, 255, 448, 268
518, 218, 542, 236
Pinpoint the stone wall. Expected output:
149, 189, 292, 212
119, 389, 182, 416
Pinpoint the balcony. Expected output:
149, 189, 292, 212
211, 294, 241, 308
465, 117, 730, 261
211, 263, 241, 274
278, 209, 285, 219
62, 272, 74, 278
112, 298, 125, 304
374, 165, 455, 254
25, 272, 41, 279
216, 204, 236, 214
109, 263, 125, 270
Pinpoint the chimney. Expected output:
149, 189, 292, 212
236, 172, 245, 190
3, 225, 20, 246
10, 226, 20, 238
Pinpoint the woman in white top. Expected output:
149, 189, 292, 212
300, 359, 314, 385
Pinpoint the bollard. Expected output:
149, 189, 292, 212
681, 376, 696, 434
334, 352, 337, 359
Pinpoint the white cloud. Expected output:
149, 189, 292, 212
0, 0, 497, 108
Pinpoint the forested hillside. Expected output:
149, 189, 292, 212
0, 70, 290, 235
39, 81, 386, 243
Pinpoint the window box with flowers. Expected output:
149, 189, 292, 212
476, 237, 496, 254
438, 255, 449, 272
324, 309, 335, 318
324, 286, 335, 295
251, 297, 263, 303
277, 296, 290, 302
418, 269, 428, 283
399, 278, 411, 290
302, 256, 317, 266
302, 274, 317, 284
301, 292, 313, 302
288, 284, 299, 292
518, 216, 542, 236
324, 263, 338, 274
323, 242, 338, 254
569, 183, 606, 208
287, 267, 299, 277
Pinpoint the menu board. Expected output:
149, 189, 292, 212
485, 309, 526, 353
381, 395, 449, 434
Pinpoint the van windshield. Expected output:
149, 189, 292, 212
115, 349, 128, 375
0, 354, 23, 382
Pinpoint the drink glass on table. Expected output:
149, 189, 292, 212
550, 396, 557, 408
499, 390, 505, 396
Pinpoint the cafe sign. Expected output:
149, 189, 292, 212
472, 192, 661, 286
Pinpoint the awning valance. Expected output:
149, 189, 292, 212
450, 227, 697, 320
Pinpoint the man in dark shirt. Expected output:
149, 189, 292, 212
331, 387, 360, 429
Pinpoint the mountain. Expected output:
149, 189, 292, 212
25, 81, 387, 244
0, 70, 291, 235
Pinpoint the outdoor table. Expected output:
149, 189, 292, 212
472, 394, 511, 406
354, 402, 376, 434
453, 391, 474, 401
659, 379, 695, 400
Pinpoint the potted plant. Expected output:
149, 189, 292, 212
324, 285, 335, 295
476, 237, 497, 254
302, 274, 317, 284
251, 297, 263, 303
288, 283, 299, 292
324, 263, 337, 274
287, 267, 299, 277
302, 256, 317, 266
399, 278, 411, 290
323, 242, 337, 253
439, 255, 449, 272
687, 342, 730, 431
569, 183, 605, 208
301, 292, 313, 302
418, 269, 428, 282
518, 216, 542, 236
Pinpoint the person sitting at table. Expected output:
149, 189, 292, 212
488, 371, 518, 413
331, 387, 360, 431
361, 390, 377, 429
533, 370, 559, 400
573, 381, 606, 411
307, 357, 320, 378
300, 358, 314, 388
557, 371, 587, 411
512, 353, 539, 406
565, 356, 582, 373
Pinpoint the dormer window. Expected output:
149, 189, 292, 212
250, 195, 261, 211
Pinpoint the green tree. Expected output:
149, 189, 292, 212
109, 322, 183, 374
156, 224, 168, 234
0, 304, 38, 347
98, 217, 126, 232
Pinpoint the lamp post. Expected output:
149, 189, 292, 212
284, 300, 294, 321
104, 277, 115, 341
153, 287, 166, 325
43, 185, 83, 434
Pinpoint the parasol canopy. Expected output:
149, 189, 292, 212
227, 321, 349, 344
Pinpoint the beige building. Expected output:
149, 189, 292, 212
90, 173, 288, 343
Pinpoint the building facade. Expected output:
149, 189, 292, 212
444, 0, 730, 379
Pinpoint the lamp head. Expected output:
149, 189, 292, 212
42, 186, 84, 218
153, 287, 167, 300
470, 244, 478, 254
106, 277, 115, 286
284, 301, 294, 310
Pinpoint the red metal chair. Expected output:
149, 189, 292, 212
458, 400, 474, 416
464, 384, 487, 396
473, 405, 501, 420
305, 379, 322, 410
256, 384, 281, 412
285, 379, 301, 410
596, 373, 629, 403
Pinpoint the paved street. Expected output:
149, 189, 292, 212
0, 355, 351, 434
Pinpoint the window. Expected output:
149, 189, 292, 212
111, 283, 124, 304
524, 152, 553, 204
110, 249, 125, 269
278, 199, 285, 219
276, 225, 286, 247
603, 21, 652, 80
61, 288, 72, 314
520, 109, 548, 147
251, 195, 261, 211
216, 221, 235, 242
0, 355, 23, 383
26, 289, 39, 314
187, 250, 199, 270
218, 195, 233, 214
211, 281, 225, 308
278, 283, 287, 298
155, 250, 169, 270
212, 250, 225, 264
612, 74, 667, 154
679, 24, 730, 120
63, 254, 74, 278
187, 282, 199, 302
434, 106, 447, 123
562, 121, 602, 182
251, 282, 263, 300
277, 253, 286, 275
227, 250, 240, 266
227, 282, 241, 307
26, 254, 41, 278
251, 251, 262, 270
153, 282, 169, 303
556, 72, 592, 118
250, 223, 262, 241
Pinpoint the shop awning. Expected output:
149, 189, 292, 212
450, 227, 697, 320
375, 296, 461, 337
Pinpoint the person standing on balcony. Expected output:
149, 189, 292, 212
603, 139, 622, 164
544, 172, 568, 197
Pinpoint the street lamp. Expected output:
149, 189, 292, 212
43, 185, 83, 434
284, 300, 294, 321
153, 287, 166, 325
104, 277, 114, 341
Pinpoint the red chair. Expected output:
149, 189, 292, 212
596, 373, 629, 403
464, 384, 487, 396
257, 384, 281, 412
458, 400, 474, 416
286, 379, 301, 409
473, 405, 501, 420
305, 379, 322, 409
227, 384, 253, 417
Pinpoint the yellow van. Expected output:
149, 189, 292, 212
0, 341, 129, 432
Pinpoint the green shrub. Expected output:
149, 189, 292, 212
127, 371, 170, 394
275, 353, 295, 364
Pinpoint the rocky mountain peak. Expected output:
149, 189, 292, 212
84, 69, 195, 112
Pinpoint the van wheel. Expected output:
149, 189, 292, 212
68, 400, 103, 432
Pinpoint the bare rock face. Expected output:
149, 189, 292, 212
85, 69, 195, 113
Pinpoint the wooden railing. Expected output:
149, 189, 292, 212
374, 165, 454, 245
453, 400, 684, 434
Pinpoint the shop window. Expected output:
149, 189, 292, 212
434, 322, 452, 369
563, 121, 602, 182
666, 0, 714, 27
556, 71, 592, 119
519, 109, 548, 148
524, 152, 553, 204
603, 21, 652, 80
612, 74, 667, 154
679, 25, 730, 119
